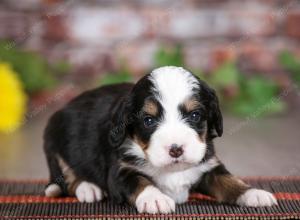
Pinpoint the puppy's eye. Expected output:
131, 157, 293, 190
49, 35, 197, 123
189, 110, 201, 122
144, 116, 156, 128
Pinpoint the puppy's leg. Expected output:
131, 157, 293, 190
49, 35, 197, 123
193, 163, 277, 207
45, 152, 104, 203
44, 148, 66, 197
55, 156, 104, 203
111, 167, 175, 214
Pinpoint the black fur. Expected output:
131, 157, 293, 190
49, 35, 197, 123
44, 83, 134, 197
194, 77, 223, 138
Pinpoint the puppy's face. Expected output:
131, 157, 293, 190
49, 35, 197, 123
113, 67, 222, 168
133, 96, 207, 168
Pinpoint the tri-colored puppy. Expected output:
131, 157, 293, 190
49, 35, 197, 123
44, 66, 277, 213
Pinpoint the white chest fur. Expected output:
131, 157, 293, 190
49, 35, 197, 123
141, 157, 219, 203
154, 166, 201, 203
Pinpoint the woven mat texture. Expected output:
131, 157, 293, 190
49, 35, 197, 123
0, 177, 300, 219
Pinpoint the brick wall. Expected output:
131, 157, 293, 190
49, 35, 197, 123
1, 0, 300, 79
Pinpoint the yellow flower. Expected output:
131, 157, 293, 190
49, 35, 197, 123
0, 62, 27, 133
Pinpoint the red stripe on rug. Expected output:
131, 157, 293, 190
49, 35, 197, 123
190, 192, 300, 201
0, 192, 299, 204
275, 192, 300, 200
2, 213, 300, 219
0, 195, 78, 203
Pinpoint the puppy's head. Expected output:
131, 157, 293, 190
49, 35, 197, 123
111, 66, 222, 168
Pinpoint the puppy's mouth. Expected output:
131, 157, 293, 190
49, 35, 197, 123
162, 159, 195, 172
172, 158, 186, 164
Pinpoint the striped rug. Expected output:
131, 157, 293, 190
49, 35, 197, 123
0, 177, 299, 219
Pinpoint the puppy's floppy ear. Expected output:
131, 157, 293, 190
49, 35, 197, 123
109, 95, 132, 147
201, 82, 223, 138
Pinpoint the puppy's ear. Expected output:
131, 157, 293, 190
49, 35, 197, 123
109, 95, 132, 147
201, 82, 223, 138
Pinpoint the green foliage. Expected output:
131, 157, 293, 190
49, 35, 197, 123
210, 62, 240, 89
100, 64, 133, 86
154, 44, 185, 67
202, 62, 285, 116
0, 40, 70, 93
51, 60, 72, 76
279, 50, 300, 85
229, 76, 286, 116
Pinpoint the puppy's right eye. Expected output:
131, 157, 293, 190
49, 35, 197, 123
144, 116, 156, 128
189, 110, 201, 123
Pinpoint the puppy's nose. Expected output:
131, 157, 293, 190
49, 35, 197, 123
169, 144, 183, 158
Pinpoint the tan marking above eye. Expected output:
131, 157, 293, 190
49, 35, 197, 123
143, 100, 158, 116
184, 98, 202, 112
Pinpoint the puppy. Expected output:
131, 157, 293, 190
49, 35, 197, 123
44, 66, 277, 213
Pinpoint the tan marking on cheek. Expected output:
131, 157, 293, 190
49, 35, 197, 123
133, 135, 149, 151
184, 98, 201, 112
143, 100, 158, 116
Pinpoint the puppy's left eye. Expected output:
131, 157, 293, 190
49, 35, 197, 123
189, 110, 201, 122
144, 116, 157, 128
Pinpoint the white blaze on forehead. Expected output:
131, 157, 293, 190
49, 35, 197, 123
144, 67, 206, 167
150, 66, 199, 106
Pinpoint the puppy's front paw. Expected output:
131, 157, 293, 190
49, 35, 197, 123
237, 188, 277, 207
135, 186, 175, 214
75, 181, 103, 203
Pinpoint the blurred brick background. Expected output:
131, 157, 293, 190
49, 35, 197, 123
1, 0, 300, 178
1, 0, 300, 79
